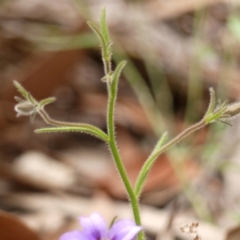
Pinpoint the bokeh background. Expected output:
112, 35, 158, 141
1, 0, 240, 239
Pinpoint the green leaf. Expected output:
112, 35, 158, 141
111, 61, 127, 92
39, 97, 56, 108
109, 216, 118, 228
13, 80, 38, 104
205, 100, 227, 123
87, 21, 108, 58
13, 80, 30, 100
107, 42, 113, 54
134, 133, 168, 197
152, 132, 168, 154
28, 93, 37, 104
204, 87, 216, 118
101, 8, 110, 44
35, 126, 109, 142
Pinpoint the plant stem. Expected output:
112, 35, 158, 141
38, 109, 109, 142
135, 119, 207, 197
106, 80, 144, 240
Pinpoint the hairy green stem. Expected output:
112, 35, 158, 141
38, 109, 109, 142
135, 119, 207, 197
106, 79, 144, 240
88, 12, 144, 238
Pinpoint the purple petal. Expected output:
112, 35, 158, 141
109, 219, 142, 240
79, 213, 108, 239
60, 230, 90, 240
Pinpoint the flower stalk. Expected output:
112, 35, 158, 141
134, 119, 207, 197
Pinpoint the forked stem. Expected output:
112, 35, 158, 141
135, 119, 206, 197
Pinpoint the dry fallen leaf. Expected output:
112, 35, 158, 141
225, 225, 240, 240
0, 210, 41, 240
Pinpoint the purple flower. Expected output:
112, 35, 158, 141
60, 213, 142, 240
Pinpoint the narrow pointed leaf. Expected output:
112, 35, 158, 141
205, 101, 227, 123
111, 61, 127, 94
39, 97, 56, 108
204, 87, 216, 118
101, 8, 110, 44
152, 132, 168, 154
35, 126, 109, 142
13, 80, 30, 100
28, 93, 37, 104
87, 21, 108, 58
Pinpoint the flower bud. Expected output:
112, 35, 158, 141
14, 101, 36, 117
222, 102, 240, 119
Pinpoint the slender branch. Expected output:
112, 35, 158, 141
37, 109, 109, 142
106, 80, 144, 240
134, 119, 207, 197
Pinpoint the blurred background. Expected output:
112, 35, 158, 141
1, 0, 240, 239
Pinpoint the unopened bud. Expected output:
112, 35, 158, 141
14, 101, 36, 117
223, 102, 240, 119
